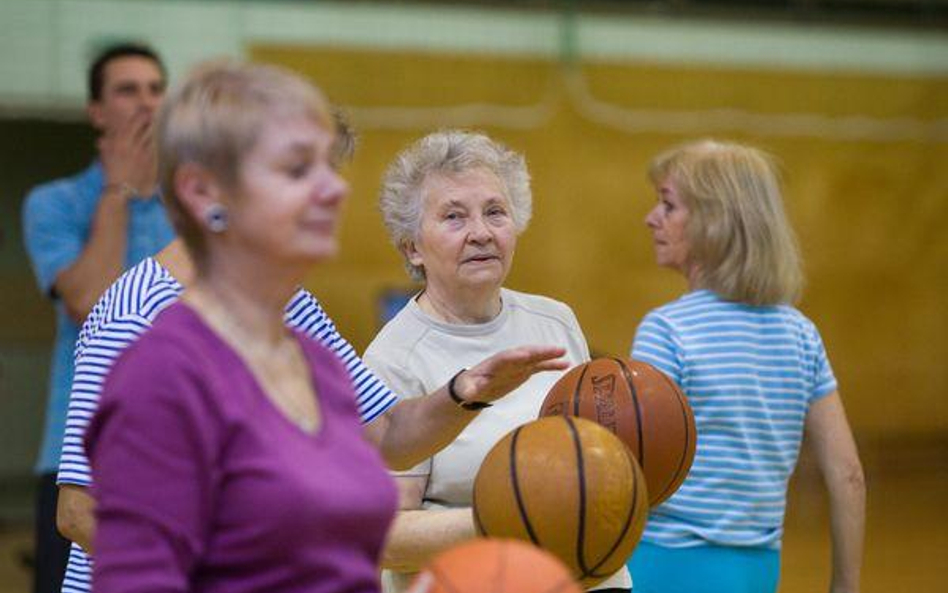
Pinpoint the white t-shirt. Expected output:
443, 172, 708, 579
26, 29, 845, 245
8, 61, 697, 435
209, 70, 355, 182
364, 288, 632, 592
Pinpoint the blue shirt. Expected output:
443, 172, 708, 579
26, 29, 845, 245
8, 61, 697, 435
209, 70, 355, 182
22, 162, 175, 474
57, 257, 400, 593
631, 290, 836, 549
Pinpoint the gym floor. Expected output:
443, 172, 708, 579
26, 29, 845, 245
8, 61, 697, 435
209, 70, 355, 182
0, 442, 944, 593
780, 447, 947, 593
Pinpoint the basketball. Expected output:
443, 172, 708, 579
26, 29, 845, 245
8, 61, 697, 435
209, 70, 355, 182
539, 357, 696, 506
472, 416, 648, 588
409, 538, 582, 593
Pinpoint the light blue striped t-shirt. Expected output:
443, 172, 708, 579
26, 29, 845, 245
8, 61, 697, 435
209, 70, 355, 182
56, 257, 399, 593
631, 290, 836, 550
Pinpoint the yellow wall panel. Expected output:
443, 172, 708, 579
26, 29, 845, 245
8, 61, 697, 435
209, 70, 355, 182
584, 61, 948, 119
251, 44, 947, 437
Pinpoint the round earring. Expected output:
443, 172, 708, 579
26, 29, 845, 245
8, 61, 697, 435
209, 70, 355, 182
205, 203, 228, 233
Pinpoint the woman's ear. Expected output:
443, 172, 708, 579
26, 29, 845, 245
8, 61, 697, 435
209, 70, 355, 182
173, 163, 224, 228
403, 239, 424, 268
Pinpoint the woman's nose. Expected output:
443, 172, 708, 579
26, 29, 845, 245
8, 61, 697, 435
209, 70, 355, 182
467, 216, 492, 242
645, 205, 660, 229
316, 169, 349, 205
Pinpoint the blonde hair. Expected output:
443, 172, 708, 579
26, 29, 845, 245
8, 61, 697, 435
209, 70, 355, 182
649, 139, 803, 305
379, 130, 532, 281
156, 60, 332, 264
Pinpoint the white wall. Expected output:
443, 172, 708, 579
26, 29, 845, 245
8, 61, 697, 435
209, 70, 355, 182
0, 0, 945, 116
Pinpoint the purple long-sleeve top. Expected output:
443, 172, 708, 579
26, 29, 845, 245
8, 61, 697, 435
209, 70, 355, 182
86, 303, 398, 593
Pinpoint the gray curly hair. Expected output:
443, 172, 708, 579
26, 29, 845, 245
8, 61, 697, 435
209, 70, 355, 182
379, 130, 532, 281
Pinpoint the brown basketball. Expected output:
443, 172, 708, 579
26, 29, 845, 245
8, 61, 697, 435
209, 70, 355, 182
409, 538, 582, 593
539, 357, 696, 506
472, 416, 648, 588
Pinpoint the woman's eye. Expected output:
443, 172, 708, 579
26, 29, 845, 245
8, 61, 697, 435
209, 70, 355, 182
288, 163, 309, 178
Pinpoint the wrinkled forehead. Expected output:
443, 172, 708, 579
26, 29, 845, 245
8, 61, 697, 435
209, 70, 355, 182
421, 167, 508, 204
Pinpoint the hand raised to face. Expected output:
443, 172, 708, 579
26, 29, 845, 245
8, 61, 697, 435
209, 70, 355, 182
90, 55, 165, 197
99, 109, 157, 197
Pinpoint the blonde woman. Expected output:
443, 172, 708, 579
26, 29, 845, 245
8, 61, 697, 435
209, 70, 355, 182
627, 139, 865, 593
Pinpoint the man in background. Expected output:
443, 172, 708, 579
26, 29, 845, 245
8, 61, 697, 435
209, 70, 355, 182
20, 42, 175, 593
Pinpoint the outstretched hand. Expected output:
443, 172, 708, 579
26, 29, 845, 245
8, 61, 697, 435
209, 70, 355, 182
455, 345, 569, 405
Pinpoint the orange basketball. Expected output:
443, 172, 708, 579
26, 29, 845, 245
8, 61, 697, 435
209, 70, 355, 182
539, 357, 696, 506
473, 416, 648, 588
409, 538, 582, 593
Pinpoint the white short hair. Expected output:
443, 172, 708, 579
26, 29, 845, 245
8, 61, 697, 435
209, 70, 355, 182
379, 130, 532, 281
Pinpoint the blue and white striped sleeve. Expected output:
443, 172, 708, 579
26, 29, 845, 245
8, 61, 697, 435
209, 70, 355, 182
57, 314, 153, 487
805, 319, 838, 402
285, 290, 400, 424
630, 311, 684, 386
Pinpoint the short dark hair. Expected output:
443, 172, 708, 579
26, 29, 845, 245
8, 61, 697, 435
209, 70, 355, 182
88, 42, 166, 102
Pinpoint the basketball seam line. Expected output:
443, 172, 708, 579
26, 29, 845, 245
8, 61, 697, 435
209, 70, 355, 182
510, 426, 542, 546
472, 487, 484, 535
654, 371, 693, 503
572, 364, 589, 416
494, 541, 508, 593
615, 358, 646, 468
429, 564, 465, 593
586, 451, 642, 578
566, 416, 593, 580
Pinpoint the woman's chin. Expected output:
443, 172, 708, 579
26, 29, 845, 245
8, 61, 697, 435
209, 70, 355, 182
302, 238, 339, 259
457, 269, 507, 292
276, 243, 339, 269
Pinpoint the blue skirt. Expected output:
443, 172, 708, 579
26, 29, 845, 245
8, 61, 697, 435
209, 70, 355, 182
628, 541, 780, 593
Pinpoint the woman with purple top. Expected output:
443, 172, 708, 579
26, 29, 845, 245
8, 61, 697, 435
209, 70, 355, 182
84, 62, 566, 593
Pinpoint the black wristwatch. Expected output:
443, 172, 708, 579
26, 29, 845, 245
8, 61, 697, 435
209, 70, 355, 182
448, 369, 493, 411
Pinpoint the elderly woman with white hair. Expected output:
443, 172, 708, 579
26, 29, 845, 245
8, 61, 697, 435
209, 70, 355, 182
365, 130, 632, 593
